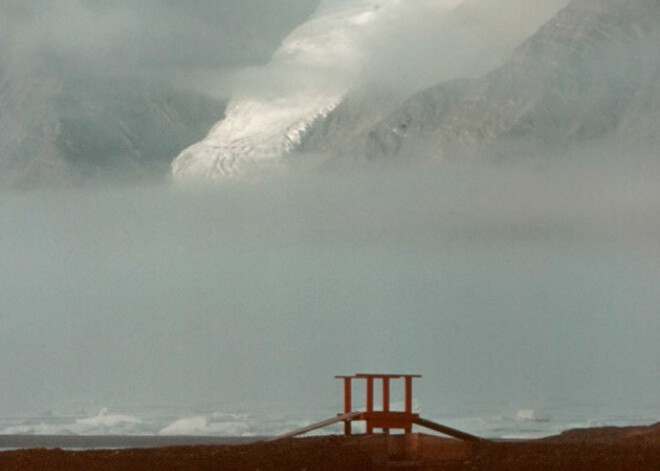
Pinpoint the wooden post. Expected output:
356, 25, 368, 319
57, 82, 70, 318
343, 377, 352, 413
382, 377, 391, 434
343, 377, 352, 435
405, 376, 413, 414
366, 377, 374, 413
383, 377, 390, 412
366, 377, 374, 434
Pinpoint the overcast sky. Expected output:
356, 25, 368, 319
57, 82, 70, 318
1, 0, 570, 90
0, 0, 319, 79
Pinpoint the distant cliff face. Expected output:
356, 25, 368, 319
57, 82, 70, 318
0, 60, 224, 189
363, 0, 660, 162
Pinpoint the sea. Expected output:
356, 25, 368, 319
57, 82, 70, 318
1, 401, 659, 445
1, 163, 659, 447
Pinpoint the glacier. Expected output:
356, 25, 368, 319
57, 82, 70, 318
171, 0, 570, 181
172, 0, 414, 180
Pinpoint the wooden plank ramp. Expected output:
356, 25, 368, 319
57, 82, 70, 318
264, 412, 362, 442
414, 417, 485, 442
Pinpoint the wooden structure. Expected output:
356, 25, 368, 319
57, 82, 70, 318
267, 373, 486, 443
336, 374, 421, 435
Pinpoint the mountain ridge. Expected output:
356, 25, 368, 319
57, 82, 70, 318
360, 0, 660, 163
0, 64, 225, 189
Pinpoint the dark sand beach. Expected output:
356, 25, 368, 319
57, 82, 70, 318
1, 422, 659, 470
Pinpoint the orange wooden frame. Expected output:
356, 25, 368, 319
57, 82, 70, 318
335, 373, 422, 435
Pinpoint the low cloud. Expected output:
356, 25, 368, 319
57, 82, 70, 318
1, 0, 319, 82
2, 151, 659, 415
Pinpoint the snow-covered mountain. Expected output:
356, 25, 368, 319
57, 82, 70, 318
172, 0, 568, 181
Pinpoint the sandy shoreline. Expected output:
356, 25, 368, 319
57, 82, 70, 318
0, 434, 262, 450
1, 422, 659, 470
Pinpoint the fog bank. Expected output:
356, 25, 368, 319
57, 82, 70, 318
1, 156, 659, 418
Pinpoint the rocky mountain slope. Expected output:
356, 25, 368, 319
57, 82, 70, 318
4, 0, 656, 187
0, 65, 224, 189
362, 0, 660, 162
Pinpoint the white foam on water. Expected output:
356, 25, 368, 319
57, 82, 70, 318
2, 408, 144, 436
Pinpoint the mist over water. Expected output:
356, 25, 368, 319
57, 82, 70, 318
2, 157, 659, 431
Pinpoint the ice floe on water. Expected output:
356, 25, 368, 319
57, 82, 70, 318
159, 412, 251, 436
514, 409, 551, 423
0, 406, 339, 438
1, 404, 658, 441
1, 408, 144, 436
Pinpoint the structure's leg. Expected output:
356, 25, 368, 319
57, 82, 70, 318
343, 377, 352, 413
366, 377, 374, 413
344, 420, 352, 436
382, 378, 390, 412
341, 377, 353, 435
405, 377, 413, 414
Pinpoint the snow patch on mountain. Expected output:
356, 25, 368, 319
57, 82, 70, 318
171, 0, 461, 181
172, 93, 342, 179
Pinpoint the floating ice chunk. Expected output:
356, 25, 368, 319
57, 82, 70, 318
1, 408, 143, 436
515, 409, 550, 423
75, 408, 141, 428
2, 422, 75, 435
159, 414, 251, 436
159, 416, 209, 435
